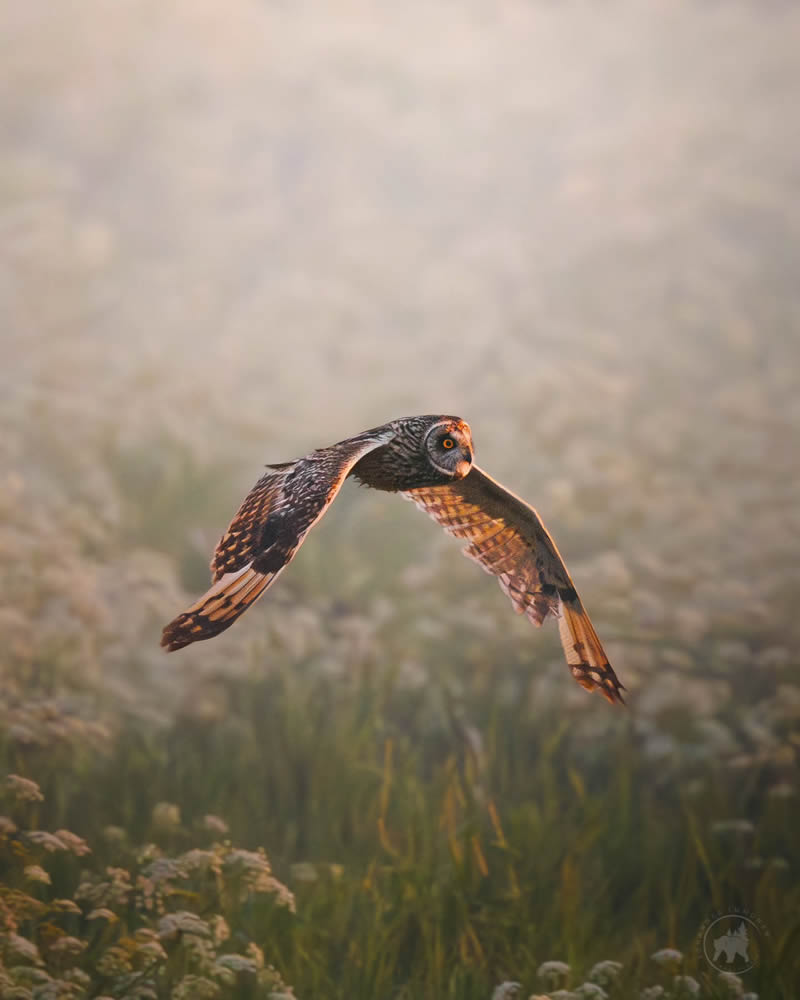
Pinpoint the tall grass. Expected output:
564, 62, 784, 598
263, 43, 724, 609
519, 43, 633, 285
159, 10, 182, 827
3, 642, 798, 998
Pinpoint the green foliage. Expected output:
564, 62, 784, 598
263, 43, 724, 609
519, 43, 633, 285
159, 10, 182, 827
0, 776, 296, 1000
1, 646, 797, 998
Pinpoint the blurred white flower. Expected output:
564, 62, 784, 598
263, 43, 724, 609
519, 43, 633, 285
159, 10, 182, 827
171, 974, 220, 1000
210, 915, 230, 945
202, 814, 229, 835
574, 984, 608, 999
53, 829, 91, 856
24, 864, 51, 885
650, 948, 683, 967
537, 960, 571, 989
717, 971, 744, 996
51, 898, 81, 914
587, 960, 622, 987
152, 802, 181, 829
215, 954, 259, 976
6, 774, 44, 802
49, 936, 87, 955
490, 982, 521, 1000
28, 831, 69, 852
158, 911, 212, 940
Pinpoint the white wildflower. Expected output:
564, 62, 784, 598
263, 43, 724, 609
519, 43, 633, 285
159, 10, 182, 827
650, 948, 683, 967
96, 945, 133, 977
7, 963, 50, 985
4, 933, 42, 965
491, 983, 521, 1000
0, 815, 18, 835
27, 830, 69, 852
152, 802, 181, 829
158, 911, 212, 939
51, 899, 81, 914
246, 942, 264, 969
24, 864, 51, 885
49, 936, 87, 956
143, 857, 183, 883
575, 984, 608, 999
52, 829, 90, 856
64, 968, 91, 988
134, 928, 168, 962
537, 960, 571, 988
717, 971, 744, 996
6, 775, 44, 802
210, 915, 230, 945
215, 954, 259, 976
202, 814, 229, 835
179, 849, 217, 874
171, 975, 219, 1000
588, 960, 622, 986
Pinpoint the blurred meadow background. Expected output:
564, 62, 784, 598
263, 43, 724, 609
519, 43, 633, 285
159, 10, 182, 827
2, 1, 800, 997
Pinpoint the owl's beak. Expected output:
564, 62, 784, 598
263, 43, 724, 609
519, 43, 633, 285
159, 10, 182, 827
456, 451, 473, 477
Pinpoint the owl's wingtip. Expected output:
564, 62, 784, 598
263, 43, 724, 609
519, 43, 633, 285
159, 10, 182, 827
575, 670, 626, 706
160, 621, 192, 652
604, 678, 626, 707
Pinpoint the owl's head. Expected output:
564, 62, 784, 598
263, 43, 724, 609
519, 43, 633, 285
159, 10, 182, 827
423, 417, 473, 479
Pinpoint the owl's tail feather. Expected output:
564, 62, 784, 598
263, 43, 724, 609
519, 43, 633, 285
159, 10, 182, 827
558, 591, 625, 705
161, 564, 273, 652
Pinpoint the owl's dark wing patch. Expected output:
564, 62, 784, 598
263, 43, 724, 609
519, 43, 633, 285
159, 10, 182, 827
403, 465, 624, 704
161, 430, 394, 651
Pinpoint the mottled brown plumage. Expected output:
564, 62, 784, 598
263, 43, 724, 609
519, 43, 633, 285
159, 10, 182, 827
161, 414, 624, 704
402, 468, 624, 704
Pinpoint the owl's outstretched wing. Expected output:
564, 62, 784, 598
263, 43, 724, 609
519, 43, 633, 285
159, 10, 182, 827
403, 465, 624, 704
161, 430, 394, 651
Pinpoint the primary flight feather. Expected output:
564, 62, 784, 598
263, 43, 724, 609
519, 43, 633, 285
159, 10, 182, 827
161, 415, 624, 704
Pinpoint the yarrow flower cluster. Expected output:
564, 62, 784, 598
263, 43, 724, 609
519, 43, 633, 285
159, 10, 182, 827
0, 776, 296, 1000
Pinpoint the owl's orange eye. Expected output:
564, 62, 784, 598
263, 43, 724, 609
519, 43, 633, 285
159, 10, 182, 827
442, 437, 455, 449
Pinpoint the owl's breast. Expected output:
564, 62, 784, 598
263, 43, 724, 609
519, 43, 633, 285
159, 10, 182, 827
349, 443, 450, 492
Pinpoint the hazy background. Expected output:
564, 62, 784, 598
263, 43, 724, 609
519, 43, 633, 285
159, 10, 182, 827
1, 1, 799, 997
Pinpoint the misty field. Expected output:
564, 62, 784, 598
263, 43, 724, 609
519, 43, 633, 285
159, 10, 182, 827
2, 1, 800, 998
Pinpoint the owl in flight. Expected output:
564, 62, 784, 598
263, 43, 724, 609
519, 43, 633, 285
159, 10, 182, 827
161, 415, 624, 704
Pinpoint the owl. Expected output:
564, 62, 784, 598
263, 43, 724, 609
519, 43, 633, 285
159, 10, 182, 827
161, 415, 624, 704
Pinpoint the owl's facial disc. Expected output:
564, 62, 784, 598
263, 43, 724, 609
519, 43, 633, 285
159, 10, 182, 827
425, 420, 473, 478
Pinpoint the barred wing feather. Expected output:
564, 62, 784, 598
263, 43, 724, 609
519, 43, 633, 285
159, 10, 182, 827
403, 465, 624, 704
161, 431, 394, 651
